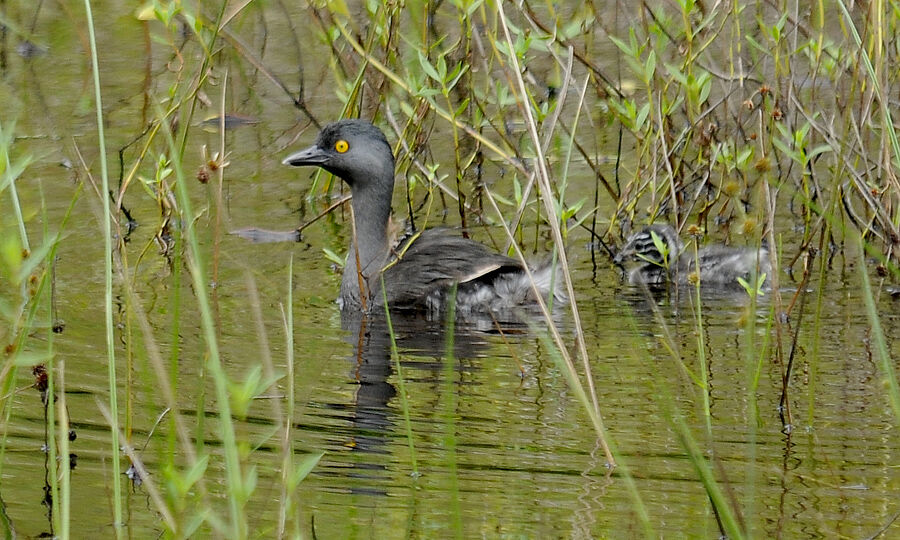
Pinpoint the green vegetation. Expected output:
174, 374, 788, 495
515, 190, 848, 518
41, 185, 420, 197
1, 0, 899, 538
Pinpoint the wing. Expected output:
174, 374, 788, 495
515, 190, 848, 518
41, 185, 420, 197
380, 228, 524, 309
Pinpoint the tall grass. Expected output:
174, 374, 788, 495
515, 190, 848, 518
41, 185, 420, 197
381, 278, 419, 478
82, 1, 124, 536
0, 127, 82, 538
4, 0, 900, 537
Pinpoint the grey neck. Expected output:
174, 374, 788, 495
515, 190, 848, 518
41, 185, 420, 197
340, 170, 394, 308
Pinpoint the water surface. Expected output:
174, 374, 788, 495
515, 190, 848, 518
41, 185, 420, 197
0, 2, 898, 538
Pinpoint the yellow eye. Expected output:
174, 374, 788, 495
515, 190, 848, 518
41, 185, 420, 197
335, 140, 349, 153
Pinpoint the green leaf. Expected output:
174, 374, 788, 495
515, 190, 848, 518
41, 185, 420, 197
323, 248, 345, 268
636, 102, 651, 132
0, 155, 33, 191
772, 137, 800, 163
808, 144, 833, 159
417, 51, 442, 83
737, 273, 766, 298
327, 0, 350, 17
562, 197, 587, 221
666, 63, 688, 85
290, 451, 325, 487
446, 63, 469, 91
736, 146, 753, 167
650, 230, 670, 268
492, 193, 513, 206
644, 50, 657, 83
17, 235, 57, 286
242, 465, 258, 502
184, 455, 210, 489
229, 365, 263, 419
13, 352, 53, 367
454, 98, 470, 118
608, 34, 634, 56
698, 72, 712, 104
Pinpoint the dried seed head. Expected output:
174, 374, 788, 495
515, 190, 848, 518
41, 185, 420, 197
754, 156, 771, 173
197, 167, 210, 184
32, 365, 48, 393
723, 180, 741, 197
742, 218, 758, 235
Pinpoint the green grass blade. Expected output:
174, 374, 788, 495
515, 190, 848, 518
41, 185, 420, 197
82, 0, 123, 535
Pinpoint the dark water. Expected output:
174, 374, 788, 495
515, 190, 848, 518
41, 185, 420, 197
1, 2, 898, 539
